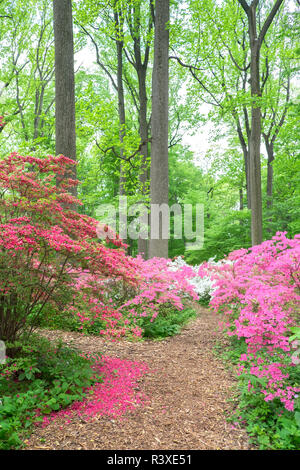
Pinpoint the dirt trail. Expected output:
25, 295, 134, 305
24, 306, 251, 450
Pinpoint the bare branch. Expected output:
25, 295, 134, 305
238, 0, 250, 14
169, 55, 223, 107
78, 24, 118, 91
258, 0, 285, 49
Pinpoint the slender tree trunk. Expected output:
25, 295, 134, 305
239, 187, 244, 226
244, 147, 251, 209
128, 2, 153, 259
238, 0, 285, 245
265, 139, 274, 209
236, 120, 251, 209
239, 187, 244, 211
149, 0, 169, 259
264, 137, 274, 233
114, 11, 126, 196
248, 6, 263, 245
53, 0, 76, 198
137, 66, 149, 258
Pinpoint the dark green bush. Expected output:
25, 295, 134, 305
137, 305, 197, 339
0, 334, 103, 449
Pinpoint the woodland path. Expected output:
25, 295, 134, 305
24, 305, 251, 450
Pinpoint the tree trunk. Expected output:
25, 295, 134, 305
128, 2, 153, 259
114, 11, 126, 197
137, 66, 149, 258
239, 187, 244, 211
248, 6, 263, 245
265, 138, 274, 209
238, 0, 285, 245
264, 136, 274, 233
53, 0, 76, 198
235, 113, 251, 209
149, 0, 169, 259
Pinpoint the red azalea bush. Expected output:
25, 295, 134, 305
201, 232, 300, 412
0, 152, 138, 348
0, 153, 199, 347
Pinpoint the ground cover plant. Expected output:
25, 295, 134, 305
0, 334, 103, 449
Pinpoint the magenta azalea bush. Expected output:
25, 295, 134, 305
200, 232, 300, 413
63, 254, 199, 339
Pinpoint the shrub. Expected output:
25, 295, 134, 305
137, 305, 197, 339
0, 153, 200, 345
0, 334, 102, 449
205, 232, 300, 449
0, 153, 138, 347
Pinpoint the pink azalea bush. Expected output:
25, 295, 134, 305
64, 254, 199, 339
200, 232, 300, 412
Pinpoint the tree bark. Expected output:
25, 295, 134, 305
53, 0, 76, 197
265, 138, 274, 210
114, 10, 127, 197
238, 0, 284, 245
239, 187, 244, 211
248, 4, 263, 246
126, 1, 153, 259
235, 113, 251, 209
137, 65, 149, 258
149, 0, 169, 259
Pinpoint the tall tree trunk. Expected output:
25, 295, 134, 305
238, 0, 284, 245
235, 114, 251, 209
137, 66, 149, 258
114, 10, 126, 197
265, 139, 274, 210
239, 187, 244, 226
239, 187, 244, 211
264, 136, 274, 233
248, 5, 263, 246
127, 1, 153, 259
53, 0, 76, 198
149, 0, 169, 259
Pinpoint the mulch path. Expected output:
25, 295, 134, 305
23, 305, 252, 450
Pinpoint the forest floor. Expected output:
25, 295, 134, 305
24, 305, 252, 450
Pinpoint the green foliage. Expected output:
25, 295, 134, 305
137, 305, 197, 339
37, 303, 83, 332
39, 304, 107, 336
0, 334, 102, 449
232, 380, 300, 450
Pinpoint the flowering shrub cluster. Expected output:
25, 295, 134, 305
0, 153, 200, 346
168, 255, 228, 303
0, 153, 138, 346
201, 232, 300, 413
63, 254, 200, 339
